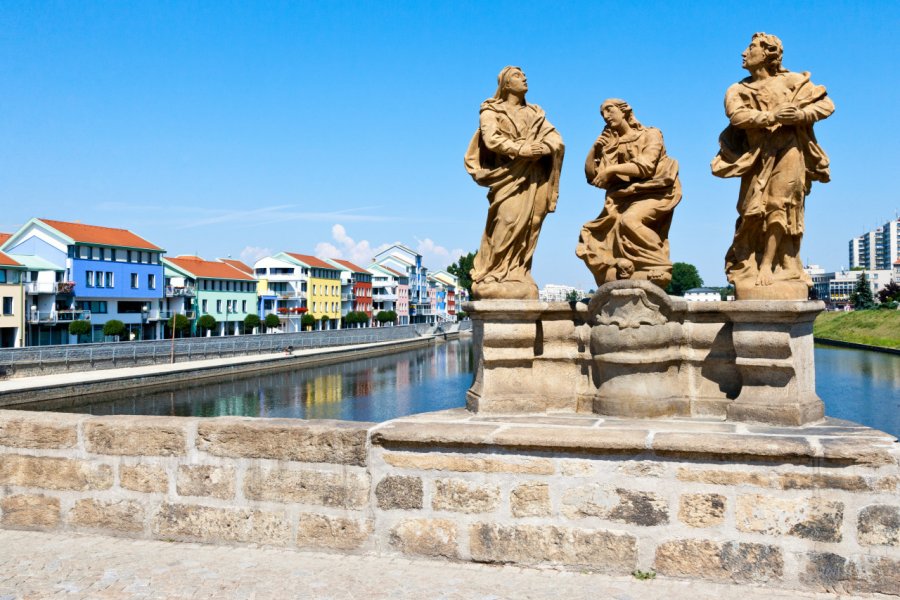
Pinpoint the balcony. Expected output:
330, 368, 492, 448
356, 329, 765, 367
27, 309, 91, 323
25, 282, 56, 295
165, 286, 196, 297
373, 293, 398, 301
341, 293, 353, 301
279, 291, 307, 300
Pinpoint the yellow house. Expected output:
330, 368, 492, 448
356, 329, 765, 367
0, 246, 26, 347
281, 253, 342, 330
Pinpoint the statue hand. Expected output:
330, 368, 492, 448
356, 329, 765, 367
539, 143, 552, 156
775, 105, 803, 124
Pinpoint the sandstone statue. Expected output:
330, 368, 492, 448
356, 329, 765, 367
576, 99, 682, 289
712, 33, 834, 300
465, 66, 565, 300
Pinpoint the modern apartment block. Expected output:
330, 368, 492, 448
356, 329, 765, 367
369, 264, 409, 325
372, 245, 429, 324
254, 253, 341, 331
828, 269, 893, 306
0, 243, 26, 347
327, 259, 373, 324
848, 218, 900, 271
0, 218, 165, 344
163, 256, 257, 336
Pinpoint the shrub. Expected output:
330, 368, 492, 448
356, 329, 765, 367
244, 314, 261, 333
197, 314, 217, 333
301, 313, 315, 330
102, 319, 126, 339
68, 320, 91, 337
167, 314, 190, 336
264, 313, 281, 330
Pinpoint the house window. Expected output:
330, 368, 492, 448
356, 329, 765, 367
131, 273, 139, 288
0, 271, 5, 284
242, 300, 247, 313
202, 299, 208, 313
79, 247, 89, 259
2, 297, 12, 315
92, 247, 101, 260
86, 271, 95, 287
106, 272, 114, 287
216, 300, 222, 313
96, 272, 105, 287
148, 274, 156, 289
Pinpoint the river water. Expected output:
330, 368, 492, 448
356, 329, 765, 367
34, 337, 900, 437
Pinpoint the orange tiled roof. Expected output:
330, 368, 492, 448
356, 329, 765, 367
0, 233, 12, 246
39, 219, 162, 251
218, 258, 253, 275
0, 251, 22, 267
166, 255, 255, 281
285, 253, 338, 270
331, 258, 368, 274
381, 265, 405, 278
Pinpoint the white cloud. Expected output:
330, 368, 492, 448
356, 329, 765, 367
239, 245, 273, 266
175, 205, 391, 230
315, 224, 397, 266
415, 237, 465, 271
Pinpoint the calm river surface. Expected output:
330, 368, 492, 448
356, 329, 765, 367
36, 338, 900, 437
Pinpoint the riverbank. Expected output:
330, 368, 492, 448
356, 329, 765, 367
814, 309, 900, 350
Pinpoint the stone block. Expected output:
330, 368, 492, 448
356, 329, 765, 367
0, 411, 79, 449
432, 479, 499, 514
371, 422, 498, 448
676, 467, 774, 488
375, 475, 423, 510
736, 494, 843, 542
244, 467, 369, 508
296, 513, 372, 550
176, 465, 235, 500
120, 464, 168, 494
382, 452, 554, 475
617, 461, 666, 478
69, 499, 144, 532
491, 427, 648, 454
857, 505, 900, 546
0, 455, 113, 491
0, 494, 60, 528
679, 493, 726, 528
562, 485, 668, 526
469, 523, 636, 572
653, 433, 812, 460
152, 503, 291, 546
818, 437, 897, 467
801, 552, 900, 596
197, 418, 369, 466
510, 483, 551, 517
85, 416, 187, 456
777, 472, 869, 491
874, 476, 899, 493
654, 539, 783, 584
560, 460, 596, 477
389, 518, 458, 558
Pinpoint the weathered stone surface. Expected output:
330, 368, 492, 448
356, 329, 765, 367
0, 455, 113, 491
777, 472, 869, 491
432, 479, 499, 514
469, 523, 636, 572
0, 494, 59, 528
0, 411, 79, 449
244, 467, 369, 508
857, 505, 900, 547
371, 422, 498, 448
176, 465, 235, 500
736, 495, 843, 542
560, 460, 596, 477
510, 483, 550, 517
654, 539, 783, 584
676, 468, 773, 488
818, 437, 897, 467
617, 461, 666, 478
382, 452, 554, 475
390, 518, 458, 558
875, 476, 899, 493
119, 464, 168, 494
491, 427, 648, 453
197, 418, 369, 466
69, 499, 144, 533
152, 503, 291, 546
679, 493, 726, 528
653, 433, 812, 460
375, 475, 423, 510
562, 485, 668, 526
801, 552, 900, 596
296, 513, 372, 550
85, 416, 187, 456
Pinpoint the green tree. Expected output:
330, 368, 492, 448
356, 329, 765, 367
301, 313, 315, 330
102, 319, 126, 339
243, 314, 261, 333
877, 281, 900, 304
264, 313, 281, 331
565, 289, 580, 302
720, 285, 735, 301
167, 314, 191, 337
850, 272, 875, 310
666, 262, 704, 296
447, 251, 476, 296
320, 315, 330, 330
68, 320, 91, 342
197, 314, 217, 334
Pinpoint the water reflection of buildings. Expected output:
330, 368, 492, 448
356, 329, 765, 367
303, 373, 343, 406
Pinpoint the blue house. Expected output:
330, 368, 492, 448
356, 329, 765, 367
0, 218, 165, 344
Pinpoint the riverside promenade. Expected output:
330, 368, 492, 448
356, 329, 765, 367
0, 529, 856, 600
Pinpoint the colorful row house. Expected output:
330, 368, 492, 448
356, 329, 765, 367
254, 252, 342, 331
0, 240, 26, 347
368, 264, 409, 325
372, 244, 429, 324
327, 259, 373, 324
0, 219, 165, 344
163, 256, 257, 336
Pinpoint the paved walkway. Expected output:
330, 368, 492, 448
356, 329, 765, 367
0, 530, 878, 600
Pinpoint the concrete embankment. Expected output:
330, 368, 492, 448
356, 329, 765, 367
814, 336, 900, 356
0, 336, 437, 409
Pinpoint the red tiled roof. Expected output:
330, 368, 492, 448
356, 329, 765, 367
0, 233, 12, 246
39, 219, 162, 251
218, 258, 253, 275
331, 258, 368, 274
0, 251, 22, 267
285, 253, 337, 270
166, 256, 255, 281
382, 265, 405, 277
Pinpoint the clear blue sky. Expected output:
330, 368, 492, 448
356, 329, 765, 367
1, 1, 897, 288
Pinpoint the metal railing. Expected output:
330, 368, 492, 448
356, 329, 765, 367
26, 309, 91, 323
165, 286, 196, 297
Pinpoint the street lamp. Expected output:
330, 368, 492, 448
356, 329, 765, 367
141, 304, 149, 341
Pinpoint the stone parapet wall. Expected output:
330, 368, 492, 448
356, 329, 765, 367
1, 408, 898, 596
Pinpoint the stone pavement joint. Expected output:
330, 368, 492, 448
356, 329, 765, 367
0, 529, 889, 600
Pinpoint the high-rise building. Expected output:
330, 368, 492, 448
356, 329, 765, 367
849, 219, 899, 270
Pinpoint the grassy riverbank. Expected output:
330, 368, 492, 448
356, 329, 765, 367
814, 310, 900, 349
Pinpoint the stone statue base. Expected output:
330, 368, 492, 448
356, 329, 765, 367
735, 280, 809, 301
464, 281, 825, 426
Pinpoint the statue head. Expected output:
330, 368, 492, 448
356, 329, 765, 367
600, 98, 643, 132
744, 32, 786, 75
493, 66, 527, 99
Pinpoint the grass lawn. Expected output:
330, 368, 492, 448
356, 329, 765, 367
814, 309, 900, 349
